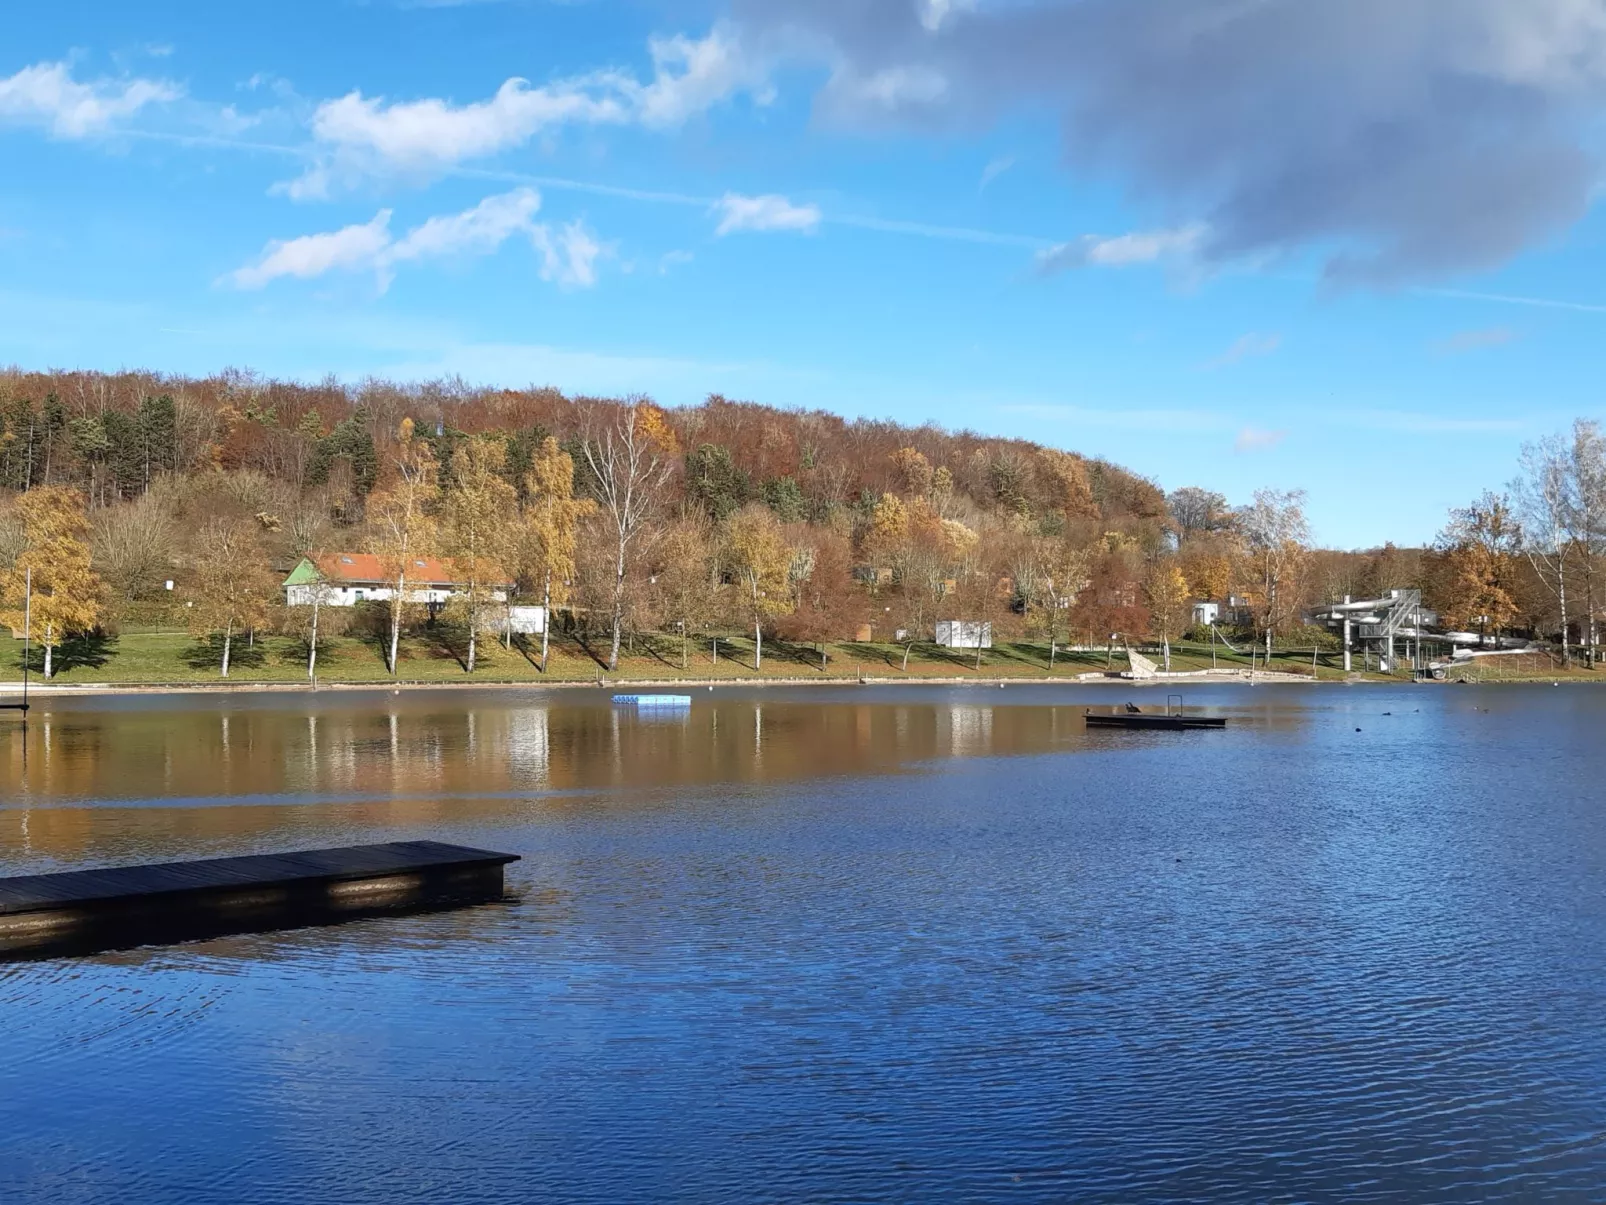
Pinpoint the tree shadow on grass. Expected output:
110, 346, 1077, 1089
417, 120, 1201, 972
24, 630, 118, 676
641, 634, 686, 672
571, 632, 612, 672
420, 624, 470, 673
992, 642, 1056, 671
778, 640, 831, 671
876, 641, 977, 672
182, 634, 268, 673
509, 633, 543, 669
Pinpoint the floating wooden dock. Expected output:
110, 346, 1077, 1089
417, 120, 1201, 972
0, 840, 520, 960
1085, 694, 1228, 732
1086, 713, 1228, 730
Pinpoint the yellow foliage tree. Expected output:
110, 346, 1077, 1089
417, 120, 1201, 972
187, 517, 276, 678
1040, 449, 1098, 520
1144, 563, 1192, 670
0, 486, 103, 680
652, 518, 719, 670
441, 435, 518, 673
1180, 549, 1234, 604
1041, 541, 1092, 666
369, 421, 439, 675
1435, 492, 1522, 642
723, 504, 794, 669
523, 436, 595, 671
939, 518, 980, 565
634, 402, 681, 458
864, 492, 910, 568
890, 447, 933, 497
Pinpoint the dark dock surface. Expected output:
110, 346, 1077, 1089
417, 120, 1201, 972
0, 840, 520, 959
1086, 713, 1228, 731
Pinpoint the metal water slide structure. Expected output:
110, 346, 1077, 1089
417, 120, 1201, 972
1311, 590, 1435, 673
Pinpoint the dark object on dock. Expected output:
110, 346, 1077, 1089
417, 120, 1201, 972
0, 702, 27, 712
1087, 695, 1228, 731
0, 840, 519, 960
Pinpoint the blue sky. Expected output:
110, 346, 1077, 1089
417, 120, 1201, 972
3, 0, 1605, 548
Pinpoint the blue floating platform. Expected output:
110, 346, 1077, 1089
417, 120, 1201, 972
612, 694, 692, 707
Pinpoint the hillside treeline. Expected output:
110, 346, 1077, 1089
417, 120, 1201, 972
1, 368, 1601, 676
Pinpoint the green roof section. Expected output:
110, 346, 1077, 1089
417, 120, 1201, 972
282, 558, 324, 587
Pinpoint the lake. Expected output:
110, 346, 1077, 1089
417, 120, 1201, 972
2, 683, 1604, 1202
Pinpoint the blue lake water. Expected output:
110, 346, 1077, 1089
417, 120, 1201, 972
2, 683, 1604, 1201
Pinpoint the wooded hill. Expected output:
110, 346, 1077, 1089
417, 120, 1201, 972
1, 367, 1600, 679
0, 368, 1163, 529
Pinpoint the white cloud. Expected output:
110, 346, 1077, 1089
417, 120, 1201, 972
713, 193, 821, 236
284, 26, 769, 197
1037, 225, 1205, 274
659, 249, 695, 274
1234, 426, 1289, 453
0, 61, 180, 138
388, 187, 543, 264
229, 211, 396, 290
228, 187, 600, 292
532, 220, 605, 289
631, 29, 774, 128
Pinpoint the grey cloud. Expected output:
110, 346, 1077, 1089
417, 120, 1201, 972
733, 0, 1606, 284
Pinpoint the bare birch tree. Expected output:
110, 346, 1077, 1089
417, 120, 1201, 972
1566, 421, 1606, 665
369, 420, 438, 675
288, 564, 335, 683
582, 400, 676, 672
1237, 489, 1310, 660
1512, 433, 1573, 664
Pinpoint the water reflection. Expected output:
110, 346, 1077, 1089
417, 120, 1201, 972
2, 687, 1243, 807
0, 685, 1297, 867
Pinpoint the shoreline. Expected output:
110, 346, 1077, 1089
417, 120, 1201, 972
2, 669, 1391, 697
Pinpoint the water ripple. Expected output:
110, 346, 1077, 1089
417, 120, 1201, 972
2, 684, 1605, 1202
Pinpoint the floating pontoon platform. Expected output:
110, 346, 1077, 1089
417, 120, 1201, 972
1086, 695, 1228, 731
1085, 713, 1228, 730
0, 840, 520, 960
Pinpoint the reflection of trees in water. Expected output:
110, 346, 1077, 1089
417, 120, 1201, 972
0, 698, 1133, 864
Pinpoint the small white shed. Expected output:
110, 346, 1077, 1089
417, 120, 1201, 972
935, 620, 992, 649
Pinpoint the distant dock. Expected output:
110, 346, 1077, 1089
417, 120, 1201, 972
0, 840, 519, 959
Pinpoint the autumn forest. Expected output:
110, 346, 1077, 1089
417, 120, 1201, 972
0, 368, 1601, 682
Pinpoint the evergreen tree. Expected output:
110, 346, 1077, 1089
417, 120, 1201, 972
137, 394, 179, 487
764, 476, 807, 522
686, 444, 751, 521
309, 410, 379, 496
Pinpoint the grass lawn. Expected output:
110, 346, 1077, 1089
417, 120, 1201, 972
0, 628, 1430, 688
